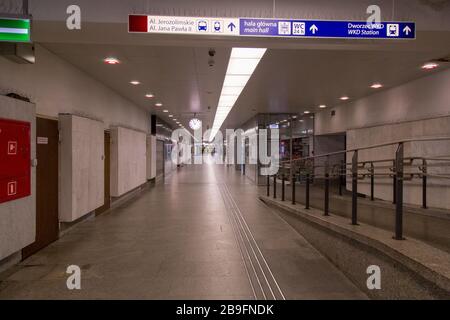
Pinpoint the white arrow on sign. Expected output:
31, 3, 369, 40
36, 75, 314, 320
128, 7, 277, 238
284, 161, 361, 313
403, 26, 412, 35
310, 24, 318, 34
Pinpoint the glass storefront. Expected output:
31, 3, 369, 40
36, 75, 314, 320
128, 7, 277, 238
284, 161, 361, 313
235, 113, 315, 185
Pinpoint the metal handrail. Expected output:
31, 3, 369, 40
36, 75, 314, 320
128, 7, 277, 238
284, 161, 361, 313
281, 136, 450, 164
269, 136, 450, 241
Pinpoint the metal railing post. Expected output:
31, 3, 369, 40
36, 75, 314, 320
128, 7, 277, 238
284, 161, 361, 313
394, 143, 405, 240
267, 174, 270, 197
339, 160, 344, 196
324, 159, 330, 216
281, 174, 285, 201
422, 159, 427, 209
351, 151, 358, 225
324, 172, 330, 216
273, 174, 277, 199
292, 174, 296, 205
370, 162, 375, 201
392, 160, 397, 204
305, 173, 310, 209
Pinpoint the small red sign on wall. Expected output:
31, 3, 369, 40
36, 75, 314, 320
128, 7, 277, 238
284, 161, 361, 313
0, 118, 31, 203
7, 181, 17, 196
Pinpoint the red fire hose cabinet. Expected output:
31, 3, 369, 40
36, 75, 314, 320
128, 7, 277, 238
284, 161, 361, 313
0, 118, 31, 203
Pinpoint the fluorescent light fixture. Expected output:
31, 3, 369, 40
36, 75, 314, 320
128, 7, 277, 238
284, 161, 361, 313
421, 62, 438, 70
223, 75, 251, 87
221, 86, 244, 95
218, 95, 239, 106
370, 83, 383, 89
130, 80, 140, 85
163, 110, 169, 113
340, 96, 350, 101
226, 59, 260, 75
104, 57, 120, 65
209, 47, 267, 141
145, 93, 154, 98
169, 115, 173, 118
319, 105, 327, 109
155, 103, 163, 107
304, 111, 310, 114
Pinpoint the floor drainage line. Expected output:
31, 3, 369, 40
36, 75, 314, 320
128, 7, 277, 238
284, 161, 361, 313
225, 184, 286, 301
218, 184, 261, 300
223, 185, 276, 300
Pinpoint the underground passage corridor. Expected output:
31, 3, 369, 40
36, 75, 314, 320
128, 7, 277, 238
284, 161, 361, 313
0, 164, 366, 299
1, 0, 450, 312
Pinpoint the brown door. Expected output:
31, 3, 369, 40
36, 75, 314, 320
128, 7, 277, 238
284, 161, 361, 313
96, 131, 110, 215
22, 118, 59, 259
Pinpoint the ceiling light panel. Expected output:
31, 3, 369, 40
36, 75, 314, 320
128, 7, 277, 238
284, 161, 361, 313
223, 75, 251, 87
221, 86, 244, 95
226, 58, 261, 75
209, 47, 267, 141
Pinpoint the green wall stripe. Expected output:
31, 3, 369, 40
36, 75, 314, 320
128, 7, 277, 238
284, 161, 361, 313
0, 19, 30, 29
0, 32, 30, 42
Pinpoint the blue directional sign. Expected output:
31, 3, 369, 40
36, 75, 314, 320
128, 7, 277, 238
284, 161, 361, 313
131, 15, 415, 40
239, 18, 415, 39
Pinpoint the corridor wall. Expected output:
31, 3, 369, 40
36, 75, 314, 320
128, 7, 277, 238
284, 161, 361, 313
0, 95, 36, 261
146, 135, 156, 180
59, 114, 104, 222
110, 127, 147, 197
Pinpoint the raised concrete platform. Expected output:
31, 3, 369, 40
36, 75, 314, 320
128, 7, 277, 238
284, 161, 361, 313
268, 181, 450, 253
260, 195, 450, 299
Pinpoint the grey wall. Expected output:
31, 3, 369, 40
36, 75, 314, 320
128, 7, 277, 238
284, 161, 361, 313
0, 43, 149, 262
313, 134, 346, 177
58, 114, 105, 222
314, 67, 450, 209
110, 127, 147, 197
347, 117, 450, 210
0, 44, 149, 133
315, 68, 450, 135
0, 95, 36, 261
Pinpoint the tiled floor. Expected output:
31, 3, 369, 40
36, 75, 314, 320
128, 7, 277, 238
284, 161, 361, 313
0, 164, 366, 300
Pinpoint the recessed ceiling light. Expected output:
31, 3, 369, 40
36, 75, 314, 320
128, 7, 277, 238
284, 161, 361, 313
163, 110, 169, 113
168, 115, 173, 118
421, 62, 439, 70
155, 103, 163, 107
104, 57, 120, 65
319, 105, 327, 109
292, 116, 297, 119
173, 118, 177, 121
340, 96, 349, 101
130, 80, 140, 85
370, 83, 383, 89
304, 111, 310, 114
299, 119, 304, 122
145, 93, 154, 98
